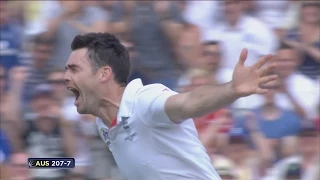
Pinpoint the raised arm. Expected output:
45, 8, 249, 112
165, 49, 278, 123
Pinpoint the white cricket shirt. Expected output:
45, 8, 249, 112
96, 79, 221, 180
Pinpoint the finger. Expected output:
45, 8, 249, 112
256, 88, 269, 95
259, 81, 279, 91
259, 63, 277, 76
238, 48, 248, 66
259, 74, 278, 85
260, 79, 281, 89
253, 54, 274, 69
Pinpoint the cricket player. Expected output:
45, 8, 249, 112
64, 33, 278, 180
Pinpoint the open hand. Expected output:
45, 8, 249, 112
232, 49, 278, 97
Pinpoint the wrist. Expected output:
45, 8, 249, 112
228, 81, 242, 99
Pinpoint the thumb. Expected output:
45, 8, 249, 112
238, 48, 248, 66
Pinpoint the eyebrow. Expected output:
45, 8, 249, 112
65, 64, 78, 70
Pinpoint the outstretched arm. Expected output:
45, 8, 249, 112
165, 49, 278, 123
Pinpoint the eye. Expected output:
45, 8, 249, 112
70, 68, 77, 73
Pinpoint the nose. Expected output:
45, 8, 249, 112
63, 71, 70, 85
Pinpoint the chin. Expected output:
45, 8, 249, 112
76, 106, 87, 114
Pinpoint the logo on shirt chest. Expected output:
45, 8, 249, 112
99, 127, 111, 146
121, 117, 137, 142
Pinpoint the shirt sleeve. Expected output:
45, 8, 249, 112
136, 85, 179, 128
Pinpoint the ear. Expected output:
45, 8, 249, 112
99, 66, 112, 83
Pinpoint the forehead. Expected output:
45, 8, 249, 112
66, 48, 90, 66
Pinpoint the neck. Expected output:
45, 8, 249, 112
227, 16, 241, 29
95, 86, 126, 127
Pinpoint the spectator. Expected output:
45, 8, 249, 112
10, 152, 31, 180
110, 1, 183, 89
177, 36, 232, 90
255, 89, 302, 160
267, 123, 320, 180
1, 67, 27, 152
0, 0, 23, 85
200, 41, 225, 78
176, 24, 202, 71
44, 1, 108, 69
271, 42, 319, 120
176, 24, 203, 89
203, 0, 278, 110
284, 1, 320, 81
223, 130, 257, 180
182, 1, 223, 33
47, 68, 69, 106
22, 34, 54, 107
120, 37, 150, 84
204, 0, 278, 70
253, 0, 290, 39
200, 108, 233, 156
282, 1, 302, 30
24, 1, 61, 36
22, 84, 74, 180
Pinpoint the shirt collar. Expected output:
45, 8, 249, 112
116, 78, 143, 124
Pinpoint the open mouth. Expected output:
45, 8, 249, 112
67, 87, 80, 101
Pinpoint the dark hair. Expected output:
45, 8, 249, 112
71, 33, 130, 86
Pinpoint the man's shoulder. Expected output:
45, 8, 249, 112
134, 83, 178, 107
137, 83, 174, 96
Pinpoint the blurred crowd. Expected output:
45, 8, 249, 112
0, 0, 319, 180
